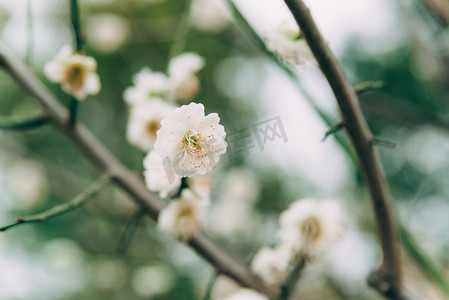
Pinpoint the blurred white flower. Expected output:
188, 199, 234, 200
7, 159, 48, 211
93, 259, 128, 290
218, 288, 269, 300
250, 246, 291, 287
187, 175, 213, 200
154, 102, 227, 177
158, 189, 207, 241
40, 238, 89, 296
131, 264, 174, 297
279, 199, 346, 259
86, 13, 130, 53
127, 99, 175, 151
44, 45, 101, 100
219, 168, 259, 204
124, 68, 170, 106
207, 201, 255, 237
143, 151, 181, 198
168, 53, 205, 102
266, 21, 313, 65
190, 0, 231, 33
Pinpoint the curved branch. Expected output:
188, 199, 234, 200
0, 42, 277, 299
283, 0, 405, 298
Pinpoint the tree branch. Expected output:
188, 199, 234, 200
0, 41, 277, 299
0, 175, 110, 232
283, 0, 405, 298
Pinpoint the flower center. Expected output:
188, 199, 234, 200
301, 216, 321, 244
178, 206, 194, 219
63, 63, 86, 92
148, 90, 165, 99
146, 120, 161, 137
182, 130, 208, 157
285, 30, 301, 41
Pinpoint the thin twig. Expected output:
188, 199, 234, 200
70, 0, 83, 52
372, 138, 397, 149
168, 0, 192, 60
0, 175, 110, 232
26, 0, 33, 66
322, 122, 345, 142
116, 209, 144, 254
69, 96, 78, 126
283, 0, 405, 298
69, 0, 82, 124
355, 81, 384, 95
279, 255, 307, 300
0, 41, 277, 299
174, 177, 189, 198
0, 113, 49, 130
202, 271, 219, 300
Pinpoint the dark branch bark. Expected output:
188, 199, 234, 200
283, 0, 405, 298
0, 41, 277, 299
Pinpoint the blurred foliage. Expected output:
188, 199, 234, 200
0, 0, 449, 299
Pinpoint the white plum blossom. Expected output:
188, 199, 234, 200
168, 53, 205, 102
127, 99, 175, 151
266, 21, 313, 65
124, 68, 170, 106
154, 102, 227, 177
279, 198, 346, 260
250, 246, 291, 287
143, 151, 181, 198
44, 45, 101, 100
219, 288, 269, 300
190, 0, 231, 33
158, 189, 206, 241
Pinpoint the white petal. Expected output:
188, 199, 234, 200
43, 60, 65, 83
84, 72, 101, 95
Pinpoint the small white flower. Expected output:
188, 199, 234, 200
219, 288, 269, 300
124, 68, 170, 106
279, 199, 346, 259
154, 102, 227, 177
158, 189, 206, 241
266, 21, 313, 65
250, 246, 291, 287
190, 0, 231, 33
168, 53, 205, 102
127, 99, 175, 151
44, 45, 101, 100
143, 151, 181, 198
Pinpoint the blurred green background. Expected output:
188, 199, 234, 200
0, 0, 449, 299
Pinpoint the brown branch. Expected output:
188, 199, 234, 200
283, 0, 407, 299
0, 42, 277, 299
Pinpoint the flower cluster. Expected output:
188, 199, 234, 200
44, 45, 101, 100
121, 53, 225, 241
266, 21, 313, 65
124, 53, 205, 152
251, 198, 346, 287
149, 102, 226, 240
